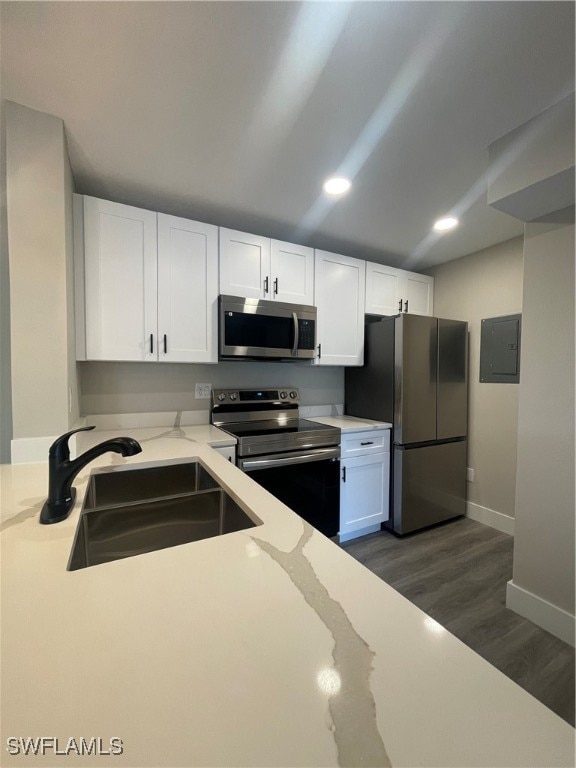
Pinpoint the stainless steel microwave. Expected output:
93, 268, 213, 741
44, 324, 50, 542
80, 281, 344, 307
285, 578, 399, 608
219, 295, 317, 360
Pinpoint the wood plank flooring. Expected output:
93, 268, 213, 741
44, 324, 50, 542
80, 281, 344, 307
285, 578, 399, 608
341, 517, 575, 726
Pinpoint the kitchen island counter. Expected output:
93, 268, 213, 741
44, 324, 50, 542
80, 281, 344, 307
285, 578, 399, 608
1, 426, 573, 767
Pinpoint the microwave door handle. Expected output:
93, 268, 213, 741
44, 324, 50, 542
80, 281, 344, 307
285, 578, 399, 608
292, 312, 299, 356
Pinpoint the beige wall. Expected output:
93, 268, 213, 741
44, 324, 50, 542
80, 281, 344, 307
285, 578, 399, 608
426, 237, 524, 519
512, 208, 574, 617
0, 102, 12, 461
6, 101, 78, 442
80, 361, 344, 415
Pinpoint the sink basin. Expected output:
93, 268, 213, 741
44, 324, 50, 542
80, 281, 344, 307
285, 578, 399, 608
82, 460, 220, 509
68, 460, 261, 571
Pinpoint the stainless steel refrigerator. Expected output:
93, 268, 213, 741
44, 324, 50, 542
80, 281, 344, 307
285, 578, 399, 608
345, 314, 468, 535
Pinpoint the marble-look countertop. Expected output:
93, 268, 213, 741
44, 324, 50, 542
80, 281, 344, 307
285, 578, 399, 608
1, 425, 574, 767
309, 415, 392, 432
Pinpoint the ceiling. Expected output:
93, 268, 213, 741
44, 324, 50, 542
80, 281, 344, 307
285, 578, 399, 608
2, 1, 574, 269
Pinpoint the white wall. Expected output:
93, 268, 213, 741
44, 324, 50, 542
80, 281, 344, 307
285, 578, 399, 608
426, 237, 523, 529
80, 361, 344, 416
507, 208, 575, 645
5, 101, 79, 449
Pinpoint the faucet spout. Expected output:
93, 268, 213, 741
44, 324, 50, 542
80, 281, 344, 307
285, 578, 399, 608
40, 427, 142, 524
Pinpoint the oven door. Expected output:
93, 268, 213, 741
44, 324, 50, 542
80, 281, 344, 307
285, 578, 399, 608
238, 448, 340, 537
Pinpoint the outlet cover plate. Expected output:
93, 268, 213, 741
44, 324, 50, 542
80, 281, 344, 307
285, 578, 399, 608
195, 383, 212, 399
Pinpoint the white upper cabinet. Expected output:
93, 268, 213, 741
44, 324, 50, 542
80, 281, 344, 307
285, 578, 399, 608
219, 228, 314, 305
365, 263, 403, 316
366, 261, 433, 317
314, 250, 366, 366
83, 196, 158, 361
270, 240, 314, 305
404, 271, 434, 316
219, 228, 270, 300
80, 196, 218, 363
157, 214, 218, 363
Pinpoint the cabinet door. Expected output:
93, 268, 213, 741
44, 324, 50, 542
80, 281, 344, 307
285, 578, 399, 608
404, 271, 434, 316
157, 214, 218, 363
84, 196, 157, 361
270, 240, 314, 305
212, 445, 236, 463
314, 250, 366, 366
365, 262, 403, 316
219, 228, 270, 299
340, 453, 389, 537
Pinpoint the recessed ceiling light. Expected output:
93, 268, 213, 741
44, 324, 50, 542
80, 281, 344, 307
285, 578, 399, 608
433, 216, 459, 232
323, 177, 351, 196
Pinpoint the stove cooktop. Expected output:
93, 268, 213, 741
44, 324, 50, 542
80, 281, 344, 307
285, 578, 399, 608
211, 387, 340, 457
223, 419, 337, 439
218, 419, 340, 458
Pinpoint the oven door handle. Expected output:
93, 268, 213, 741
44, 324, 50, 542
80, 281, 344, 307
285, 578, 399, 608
292, 312, 299, 357
239, 447, 340, 471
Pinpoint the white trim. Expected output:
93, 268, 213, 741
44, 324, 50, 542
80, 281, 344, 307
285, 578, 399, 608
73, 193, 86, 361
466, 500, 515, 536
506, 579, 575, 647
11, 435, 56, 464
10, 420, 87, 464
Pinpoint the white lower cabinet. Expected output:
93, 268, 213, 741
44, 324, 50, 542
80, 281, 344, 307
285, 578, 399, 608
212, 445, 236, 463
339, 429, 390, 543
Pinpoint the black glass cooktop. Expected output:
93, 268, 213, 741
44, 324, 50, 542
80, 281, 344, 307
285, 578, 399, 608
222, 419, 336, 439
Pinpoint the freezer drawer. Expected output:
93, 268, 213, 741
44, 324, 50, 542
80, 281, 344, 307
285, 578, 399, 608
391, 440, 466, 535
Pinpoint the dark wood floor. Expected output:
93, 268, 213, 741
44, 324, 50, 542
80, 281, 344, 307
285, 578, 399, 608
341, 517, 575, 726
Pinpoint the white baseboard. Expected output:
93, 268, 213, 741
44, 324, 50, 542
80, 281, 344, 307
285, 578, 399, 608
466, 501, 515, 536
506, 579, 575, 647
339, 523, 382, 544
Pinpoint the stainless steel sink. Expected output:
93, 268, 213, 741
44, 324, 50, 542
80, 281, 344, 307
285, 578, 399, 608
68, 461, 261, 571
82, 460, 220, 509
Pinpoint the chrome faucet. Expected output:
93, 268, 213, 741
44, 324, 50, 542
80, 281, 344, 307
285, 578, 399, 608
40, 426, 142, 524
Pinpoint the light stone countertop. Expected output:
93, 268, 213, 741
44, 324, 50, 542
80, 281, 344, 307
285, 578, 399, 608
0, 425, 574, 767
309, 415, 392, 432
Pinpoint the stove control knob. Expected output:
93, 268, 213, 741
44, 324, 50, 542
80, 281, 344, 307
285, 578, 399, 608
289, 390, 298, 399
229, 392, 237, 401
217, 393, 226, 402
279, 391, 287, 399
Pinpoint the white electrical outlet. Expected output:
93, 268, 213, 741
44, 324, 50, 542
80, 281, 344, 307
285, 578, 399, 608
195, 383, 212, 399
466, 467, 475, 483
